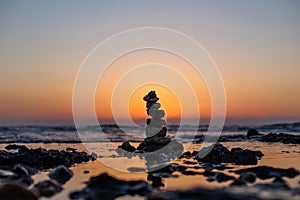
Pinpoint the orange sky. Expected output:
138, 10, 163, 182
0, 1, 299, 125
95, 49, 211, 124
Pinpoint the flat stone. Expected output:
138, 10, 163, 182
0, 183, 38, 200
69, 173, 151, 200
147, 173, 164, 187
215, 172, 235, 183
48, 165, 73, 184
239, 172, 256, 183
118, 141, 136, 152
234, 166, 299, 180
147, 187, 262, 200
196, 143, 263, 165
246, 129, 263, 138
0, 164, 34, 186
0, 146, 93, 169
34, 180, 63, 197
258, 133, 300, 144
149, 109, 165, 119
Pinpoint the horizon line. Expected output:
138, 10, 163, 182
0, 116, 299, 126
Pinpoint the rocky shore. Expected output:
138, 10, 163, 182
0, 139, 299, 200
0, 92, 299, 199
0, 145, 96, 199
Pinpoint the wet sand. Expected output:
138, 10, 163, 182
1, 141, 299, 200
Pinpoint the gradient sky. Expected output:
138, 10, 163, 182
0, 0, 299, 125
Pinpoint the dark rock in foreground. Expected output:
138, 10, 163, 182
230, 172, 257, 186
231, 173, 293, 191
209, 129, 300, 145
151, 163, 187, 175
258, 133, 300, 144
0, 164, 34, 186
69, 173, 151, 200
234, 166, 299, 180
214, 172, 235, 183
0, 145, 94, 169
148, 187, 262, 200
5, 144, 27, 151
196, 143, 264, 165
48, 165, 73, 184
137, 138, 183, 154
0, 183, 38, 200
34, 180, 63, 197
239, 172, 256, 183
254, 177, 291, 191
118, 141, 136, 152
147, 173, 165, 187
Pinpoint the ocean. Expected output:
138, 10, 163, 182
0, 122, 299, 143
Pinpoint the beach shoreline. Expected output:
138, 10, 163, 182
1, 131, 300, 200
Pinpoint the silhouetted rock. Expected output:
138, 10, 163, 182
144, 135, 170, 145
34, 180, 63, 197
0, 183, 38, 200
116, 91, 184, 172
0, 145, 93, 169
14, 164, 38, 176
192, 169, 236, 183
147, 187, 262, 200
0, 164, 34, 186
182, 170, 202, 176
5, 144, 28, 151
143, 91, 167, 139
179, 150, 199, 159
215, 172, 235, 183
196, 143, 263, 165
118, 141, 136, 152
147, 173, 164, 187
230, 172, 256, 186
137, 137, 178, 152
183, 160, 198, 165
12, 164, 30, 177
230, 179, 247, 186
239, 172, 256, 183
148, 163, 187, 179
138, 91, 183, 157
69, 173, 151, 200
258, 133, 300, 144
145, 126, 167, 138
249, 177, 291, 191
200, 163, 233, 171
48, 165, 73, 184
66, 147, 77, 152
234, 166, 299, 179
246, 129, 262, 138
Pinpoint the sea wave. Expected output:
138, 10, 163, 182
0, 122, 299, 143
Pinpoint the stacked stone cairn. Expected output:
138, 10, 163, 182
118, 90, 183, 154
144, 91, 167, 138
135, 91, 173, 151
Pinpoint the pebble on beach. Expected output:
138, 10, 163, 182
48, 165, 73, 184
69, 173, 151, 200
34, 180, 63, 197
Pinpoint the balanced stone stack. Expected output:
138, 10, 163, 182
136, 91, 174, 152
143, 91, 167, 138
118, 90, 183, 155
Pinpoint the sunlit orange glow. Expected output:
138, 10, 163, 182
128, 84, 181, 124
95, 49, 212, 123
